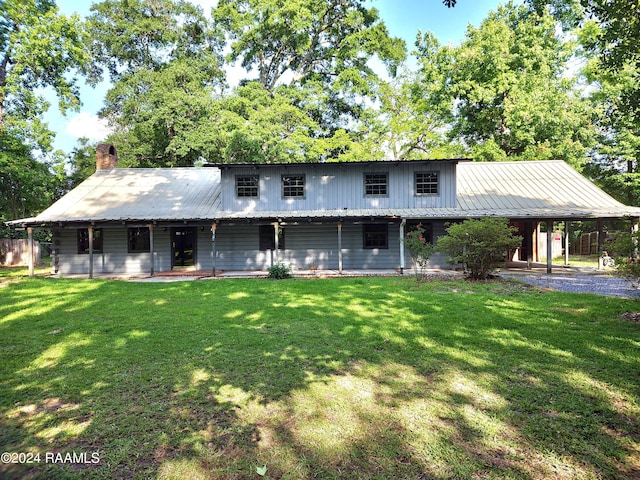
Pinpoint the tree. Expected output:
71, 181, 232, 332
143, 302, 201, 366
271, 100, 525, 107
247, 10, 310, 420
414, 2, 594, 166
87, 0, 225, 167
436, 217, 522, 280
0, 0, 88, 151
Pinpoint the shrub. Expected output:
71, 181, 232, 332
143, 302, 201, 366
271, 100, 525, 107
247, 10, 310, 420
604, 231, 640, 278
403, 224, 435, 281
436, 217, 522, 280
267, 262, 292, 279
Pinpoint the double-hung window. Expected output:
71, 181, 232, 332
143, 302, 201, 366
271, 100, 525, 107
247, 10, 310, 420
282, 174, 305, 198
236, 175, 259, 198
364, 173, 388, 196
128, 227, 150, 253
77, 228, 103, 254
415, 171, 439, 195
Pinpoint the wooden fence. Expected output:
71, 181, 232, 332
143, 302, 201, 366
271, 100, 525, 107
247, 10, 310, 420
569, 231, 608, 255
0, 238, 41, 266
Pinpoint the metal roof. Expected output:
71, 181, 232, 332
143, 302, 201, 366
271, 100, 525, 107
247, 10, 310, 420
14, 168, 221, 225
7, 160, 640, 227
456, 160, 640, 218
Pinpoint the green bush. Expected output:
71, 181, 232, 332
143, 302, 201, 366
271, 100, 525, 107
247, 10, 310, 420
436, 217, 522, 280
604, 231, 640, 278
403, 224, 435, 281
267, 262, 292, 279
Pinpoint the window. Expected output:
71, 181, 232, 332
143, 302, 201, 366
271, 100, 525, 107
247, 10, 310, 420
363, 223, 388, 249
406, 221, 433, 244
415, 171, 439, 195
364, 173, 388, 196
128, 227, 150, 253
259, 225, 285, 250
77, 228, 103, 254
282, 174, 305, 198
236, 175, 259, 198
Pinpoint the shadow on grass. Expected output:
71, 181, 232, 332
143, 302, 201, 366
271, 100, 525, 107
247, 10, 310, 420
0, 277, 638, 479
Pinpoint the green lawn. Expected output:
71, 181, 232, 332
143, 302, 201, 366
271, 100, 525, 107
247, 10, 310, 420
1, 274, 639, 479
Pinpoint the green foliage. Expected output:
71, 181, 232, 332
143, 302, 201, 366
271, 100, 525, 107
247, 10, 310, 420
0, 0, 89, 151
267, 262, 292, 279
604, 230, 640, 278
403, 224, 435, 281
436, 217, 522, 279
414, 2, 594, 166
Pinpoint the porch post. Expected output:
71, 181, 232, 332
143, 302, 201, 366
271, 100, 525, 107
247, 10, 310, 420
399, 219, 406, 274
564, 221, 570, 266
273, 221, 279, 263
632, 219, 639, 260
211, 222, 217, 277
88, 225, 94, 279
526, 221, 533, 270
597, 219, 604, 270
546, 220, 553, 274
148, 224, 155, 276
337, 221, 343, 273
27, 227, 34, 277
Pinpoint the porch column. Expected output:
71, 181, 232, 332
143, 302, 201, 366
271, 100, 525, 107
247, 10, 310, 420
399, 219, 406, 274
27, 227, 34, 277
564, 221, 570, 266
337, 221, 343, 273
597, 219, 604, 270
546, 220, 553, 274
273, 221, 280, 264
526, 221, 533, 270
148, 224, 155, 276
88, 225, 94, 279
632, 219, 639, 260
211, 222, 217, 277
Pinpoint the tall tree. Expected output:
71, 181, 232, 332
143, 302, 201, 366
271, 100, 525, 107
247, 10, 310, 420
87, 0, 226, 167
414, 2, 593, 166
0, 0, 88, 151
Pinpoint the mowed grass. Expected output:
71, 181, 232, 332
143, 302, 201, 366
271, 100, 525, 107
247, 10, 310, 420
0, 273, 639, 479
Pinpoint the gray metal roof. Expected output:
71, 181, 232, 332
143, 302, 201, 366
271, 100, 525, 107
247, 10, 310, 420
8, 160, 640, 227
456, 160, 640, 218
16, 168, 221, 225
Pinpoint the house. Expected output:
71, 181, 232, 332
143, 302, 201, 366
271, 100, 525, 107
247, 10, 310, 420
8, 144, 640, 277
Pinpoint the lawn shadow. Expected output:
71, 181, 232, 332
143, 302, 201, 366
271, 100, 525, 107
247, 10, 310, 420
1, 277, 639, 479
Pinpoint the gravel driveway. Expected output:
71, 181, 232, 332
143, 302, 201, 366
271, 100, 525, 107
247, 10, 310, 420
500, 271, 640, 299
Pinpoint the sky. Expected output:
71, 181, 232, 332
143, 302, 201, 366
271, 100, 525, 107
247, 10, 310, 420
47, 0, 511, 155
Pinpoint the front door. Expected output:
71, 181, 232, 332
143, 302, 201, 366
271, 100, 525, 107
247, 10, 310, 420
171, 227, 196, 268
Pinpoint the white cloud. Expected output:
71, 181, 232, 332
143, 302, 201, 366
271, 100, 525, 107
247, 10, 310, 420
64, 112, 113, 141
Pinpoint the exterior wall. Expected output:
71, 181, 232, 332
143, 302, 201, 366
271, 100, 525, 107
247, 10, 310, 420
50, 221, 453, 275
212, 220, 452, 271
52, 226, 173, 275
219, 162, 457, 212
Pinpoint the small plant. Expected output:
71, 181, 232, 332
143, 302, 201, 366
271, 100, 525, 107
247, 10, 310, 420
403, 224, 435, 281
436, 217, 522, 280
267, 262, 292, 279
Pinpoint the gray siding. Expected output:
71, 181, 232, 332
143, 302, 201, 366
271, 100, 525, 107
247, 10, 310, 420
220, 163, 457, 212
53, 226, 173, 275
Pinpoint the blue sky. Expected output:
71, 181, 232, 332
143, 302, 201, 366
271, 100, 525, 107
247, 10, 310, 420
48, 0, 510, 154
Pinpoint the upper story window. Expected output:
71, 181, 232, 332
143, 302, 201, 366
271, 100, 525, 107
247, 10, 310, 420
282, 174, 305, 198
415, 171, 439, 195
77, 228, 103, 254
364, 173, 388, 196
236, 175, 259, 198
128, 227, 150, 253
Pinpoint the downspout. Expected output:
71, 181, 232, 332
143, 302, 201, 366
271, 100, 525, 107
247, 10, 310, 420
399, 219, 406, 274
337, 220, 343, 273
211, 222, 217, 277
148, 223, 155, 276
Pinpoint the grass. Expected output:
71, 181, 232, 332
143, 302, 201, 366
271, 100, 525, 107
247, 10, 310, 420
1, 271, 639, 479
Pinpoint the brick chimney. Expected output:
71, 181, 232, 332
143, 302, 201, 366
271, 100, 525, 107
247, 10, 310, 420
96, 144, 118, 171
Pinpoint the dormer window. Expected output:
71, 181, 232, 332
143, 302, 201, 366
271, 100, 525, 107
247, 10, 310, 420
282, 174, 305, 198
415, 171, 439, 195
236, 175, 259, 198
364, 173, 388, 196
